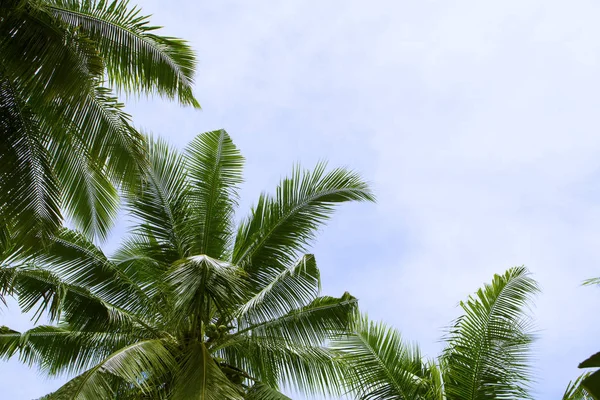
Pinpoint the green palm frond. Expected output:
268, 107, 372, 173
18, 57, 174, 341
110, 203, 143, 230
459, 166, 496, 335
442, 266, 539, 400
333, 315, 433, 400
0, 325, 141, 376
126, 136, 190, 260
171, 341, 243, 400
45, 0, 199, 107
185, 129, 244, 258
245, 383, 292, 400
45, 339, 176, 399
233, 163, 374, 274
563, 373, 595, 400
166, 255, 247, 328
235, 292, 357, 347
583, 277, 600, 286
219, 337, 343, 398
237, 254, 320, 326
0, 77, 62, 243
0, 3, 100, 102
0, 265, 154, 332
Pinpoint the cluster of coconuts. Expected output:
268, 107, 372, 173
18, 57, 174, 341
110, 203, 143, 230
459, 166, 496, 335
205, 322, 232, 340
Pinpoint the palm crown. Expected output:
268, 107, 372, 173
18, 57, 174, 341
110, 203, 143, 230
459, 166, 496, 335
333, 267, 539, 400
0, 0, 199, 244
0, 130, 374, 399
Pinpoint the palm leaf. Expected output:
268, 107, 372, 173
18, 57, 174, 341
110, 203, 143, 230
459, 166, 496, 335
171, 341, 243, 400
233, 163, 374, 274
246, 383, 292, 400
564, 373, 595, 400
43, 339, 176, 399
185, 129, 244, 259
126, 135, 191, 260
442, 266, 539, 400
45, 0, 199, 107
332, 315, 433, 400
0, 325, 142, 376
237, 254, 321, 326
234, 293, 357, 347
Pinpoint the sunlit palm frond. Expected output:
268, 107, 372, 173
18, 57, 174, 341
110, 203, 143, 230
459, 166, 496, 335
0, 265, 154, 333
233, 163, 374, 274
442, 266, 539, 400
30, 229, 153, 320
185, 129, 244, 258
219, 336, 343, 398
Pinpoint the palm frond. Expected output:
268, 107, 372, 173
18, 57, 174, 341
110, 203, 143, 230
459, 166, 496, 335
234, 292, 357, 347
185, 130, 244, 259
0, 325, 142, 377
45, 0, 199, 107
563, 373, 595, 400
0, 265, 155, 332
332, 315, 433, 400
29, 229, 153, 319
0, 76, 62, 242
166, 255, 247, 330
237, 254, 321, 326
442, 266, 539, 400
43, 339, 176, 399
219, 337, 344, 398
171, 341, 243, 400
233, 163, 374, 274
126, 135, 190, 260
246, 383, 292, 400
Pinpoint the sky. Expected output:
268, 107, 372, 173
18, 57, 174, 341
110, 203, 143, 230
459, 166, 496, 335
2, 0, 600, 398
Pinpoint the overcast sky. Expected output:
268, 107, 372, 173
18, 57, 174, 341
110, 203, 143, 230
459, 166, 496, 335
3, 0, 600, 398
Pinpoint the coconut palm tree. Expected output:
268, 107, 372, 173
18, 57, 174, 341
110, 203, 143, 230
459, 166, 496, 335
0, 0, 199, 244
0, 130, 374, 399
333, 267, 539, 400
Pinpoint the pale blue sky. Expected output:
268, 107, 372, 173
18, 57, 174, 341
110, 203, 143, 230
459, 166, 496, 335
2, 0, 600, 398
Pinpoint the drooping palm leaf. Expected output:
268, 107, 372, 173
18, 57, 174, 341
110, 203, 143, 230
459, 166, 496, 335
45, 0, 199, 107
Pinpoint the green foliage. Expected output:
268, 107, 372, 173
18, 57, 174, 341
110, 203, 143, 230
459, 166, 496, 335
0, 130, 373, 399
0, 0, 199, 243
578, 279, 600, 399
334, 267, 539, 400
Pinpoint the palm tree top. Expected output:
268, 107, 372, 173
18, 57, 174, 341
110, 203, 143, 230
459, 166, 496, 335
1, 129, 375, 399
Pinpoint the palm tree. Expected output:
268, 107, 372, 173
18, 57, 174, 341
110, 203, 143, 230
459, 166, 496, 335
0, 0, 199, 243
0, 130, 374, 399
333, 267, 539, 400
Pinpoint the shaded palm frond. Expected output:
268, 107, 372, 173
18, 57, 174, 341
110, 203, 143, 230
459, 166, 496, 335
45, 0, 199, 107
